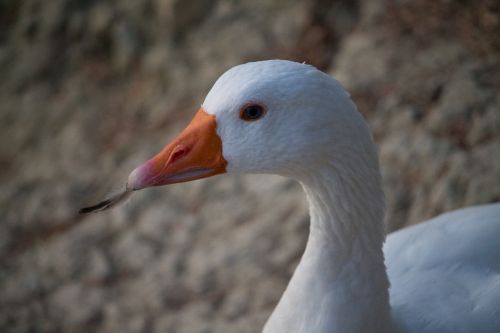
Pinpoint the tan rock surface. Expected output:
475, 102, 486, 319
1, 0, 499, 332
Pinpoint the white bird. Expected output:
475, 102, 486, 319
88, 60, 500, 332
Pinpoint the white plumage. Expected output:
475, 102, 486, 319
387, 203, 500, 333
201, 60, 500, 332
116, 59, 500, 332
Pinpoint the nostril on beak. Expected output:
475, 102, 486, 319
167, 145, 190, 165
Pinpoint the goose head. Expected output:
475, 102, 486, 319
127, 60, 375, 190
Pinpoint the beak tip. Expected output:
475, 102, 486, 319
127, 163, 151, 190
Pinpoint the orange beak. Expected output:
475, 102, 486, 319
127, 108, 227, 190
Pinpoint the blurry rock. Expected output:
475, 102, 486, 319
88, 3, 115, 35
157, 0, 216, 40
426, 63, 494, 147
50, 282, 104, 331
468, 104, 500, 146
111, 22, 140, 71
1, 0, 499, 332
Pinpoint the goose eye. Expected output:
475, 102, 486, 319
240, 104, 266, 121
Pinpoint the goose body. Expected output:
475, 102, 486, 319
386, 203, 500, 333
120, 60, 500, 332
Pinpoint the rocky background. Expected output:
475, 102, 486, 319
1, 0, 499, 332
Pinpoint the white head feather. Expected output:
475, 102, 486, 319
202, 60, 376, 180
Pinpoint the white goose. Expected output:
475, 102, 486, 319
85, 60, 500, 332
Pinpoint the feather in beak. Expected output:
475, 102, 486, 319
79, 186, 133, 214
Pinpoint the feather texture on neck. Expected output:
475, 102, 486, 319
264, 143, 393, 333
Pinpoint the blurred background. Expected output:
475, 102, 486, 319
1, 0, 499, 332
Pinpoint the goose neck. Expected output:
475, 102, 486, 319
264, 162, 393, 332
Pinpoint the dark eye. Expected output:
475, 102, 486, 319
240, 104, 266, 121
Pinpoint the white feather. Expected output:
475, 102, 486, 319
200, 60, 500, 332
